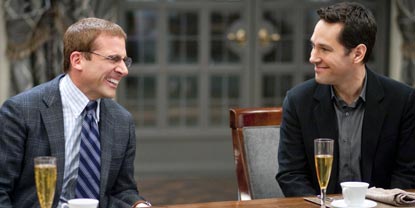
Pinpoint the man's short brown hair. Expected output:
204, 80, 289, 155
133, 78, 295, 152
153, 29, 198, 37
63, 17, 127, 73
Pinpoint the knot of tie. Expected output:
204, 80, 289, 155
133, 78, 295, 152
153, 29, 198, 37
85, 101, 97, 113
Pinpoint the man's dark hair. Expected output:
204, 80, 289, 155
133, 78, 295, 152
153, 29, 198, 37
317, 2, 377, 63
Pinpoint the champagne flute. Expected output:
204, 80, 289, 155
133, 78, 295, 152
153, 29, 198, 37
314, 138, 334, 208
34, 156, 57, 208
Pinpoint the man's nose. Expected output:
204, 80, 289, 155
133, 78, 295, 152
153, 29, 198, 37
115, 63, 129, 76
309, 48, 320, 64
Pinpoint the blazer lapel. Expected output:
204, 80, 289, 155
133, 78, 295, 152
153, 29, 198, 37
313, 84, 338, 139
39, 75, 66, 205
313, 84, 340, 193
360, 69, 385, 182
98, 99, 114, 200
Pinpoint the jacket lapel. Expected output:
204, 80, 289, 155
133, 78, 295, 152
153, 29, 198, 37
360, 69, 385, 182
39, 75, 66, 205
98, 99, 114, 200
313, 84, 338, 139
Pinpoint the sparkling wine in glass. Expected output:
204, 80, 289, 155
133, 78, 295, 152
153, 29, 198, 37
34, 156, 57, 208
314, 138, 334, 208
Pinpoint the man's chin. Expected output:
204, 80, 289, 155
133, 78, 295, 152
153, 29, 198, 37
314, 76, 330, 85
101, 91, 116, 99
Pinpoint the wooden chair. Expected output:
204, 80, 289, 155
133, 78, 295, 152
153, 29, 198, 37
229, 107, 284, 200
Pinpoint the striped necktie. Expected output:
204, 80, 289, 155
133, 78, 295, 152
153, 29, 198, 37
75, 101, 101, 199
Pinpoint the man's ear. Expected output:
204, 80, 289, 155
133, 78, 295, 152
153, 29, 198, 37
70, 51, 83, 71
353, 44, 367, 64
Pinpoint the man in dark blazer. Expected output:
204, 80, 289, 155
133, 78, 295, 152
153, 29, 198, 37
276, 2, 415, 197
0, 18, 150, 207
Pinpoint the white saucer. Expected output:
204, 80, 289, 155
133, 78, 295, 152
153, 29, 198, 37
331, 199, 377, 208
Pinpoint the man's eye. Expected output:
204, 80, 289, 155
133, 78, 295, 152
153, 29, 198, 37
107, 55, 122, 62
321, 47, 330, 52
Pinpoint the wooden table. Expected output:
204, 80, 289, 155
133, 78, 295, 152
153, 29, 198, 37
151, 196, 320, 208
152, 190, 415, 208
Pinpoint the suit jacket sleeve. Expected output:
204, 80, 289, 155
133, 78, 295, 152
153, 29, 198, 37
0, 99, 26, 207
276, 91, 317, 197
390, 89, 415, 189
107, 113, 146, 208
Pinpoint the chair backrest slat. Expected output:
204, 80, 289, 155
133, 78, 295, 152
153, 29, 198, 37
229, 107, 284, 200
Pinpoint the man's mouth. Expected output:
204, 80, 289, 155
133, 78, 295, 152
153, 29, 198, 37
314, 66, 328, 73
107, 78, 119, 87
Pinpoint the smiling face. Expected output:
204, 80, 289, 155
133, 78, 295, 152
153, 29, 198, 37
71, 34, 129, 100
309, 20, 356, 86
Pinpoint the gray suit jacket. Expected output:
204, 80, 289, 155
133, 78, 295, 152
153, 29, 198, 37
276, 68, 415, 196
0, 74, 143, 208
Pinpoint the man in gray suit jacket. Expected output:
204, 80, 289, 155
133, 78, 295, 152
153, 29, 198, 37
0, 18, 150, 207
276, 2, 415, 196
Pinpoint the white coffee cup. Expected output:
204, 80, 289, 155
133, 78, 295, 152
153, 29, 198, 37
341, 181, 369, 206
62, 198, 99, 208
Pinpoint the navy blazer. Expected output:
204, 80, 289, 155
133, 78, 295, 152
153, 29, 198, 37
276, 68, 415, 197
0, 74, 143, 207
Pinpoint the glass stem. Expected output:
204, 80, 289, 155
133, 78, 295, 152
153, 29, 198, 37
320, 188, 326, 208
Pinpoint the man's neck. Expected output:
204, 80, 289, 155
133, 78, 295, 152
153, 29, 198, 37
333, 66, 366, 105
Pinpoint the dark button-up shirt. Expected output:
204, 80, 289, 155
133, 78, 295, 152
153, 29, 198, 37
331, 76, 367, 183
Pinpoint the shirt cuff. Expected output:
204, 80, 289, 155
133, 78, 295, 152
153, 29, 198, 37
132, 200, 152, 207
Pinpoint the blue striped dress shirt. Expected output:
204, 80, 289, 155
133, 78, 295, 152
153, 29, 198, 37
58, 75, 100, 207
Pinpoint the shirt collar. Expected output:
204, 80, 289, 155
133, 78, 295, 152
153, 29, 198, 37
60, 74, 101, 121
330, 73, 367, 108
